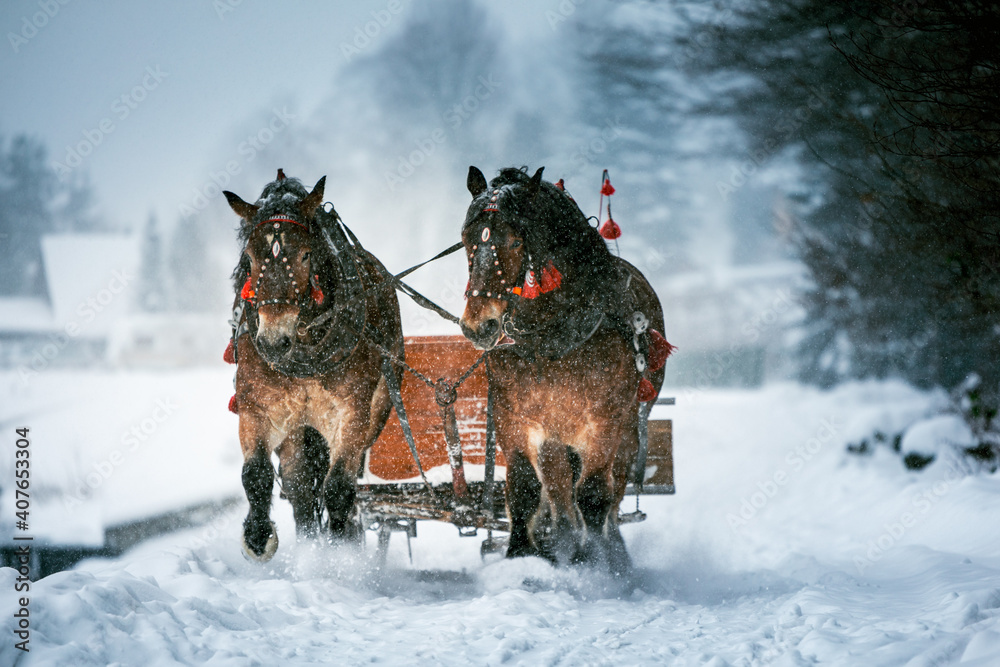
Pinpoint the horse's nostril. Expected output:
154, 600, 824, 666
479, 319, 500, 339
275, 336, 292, 354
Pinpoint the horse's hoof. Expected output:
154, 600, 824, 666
505, 541, 537, 559
242, 521, 278, 562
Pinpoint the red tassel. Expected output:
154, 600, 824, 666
311, 286, 324, 305
647, 329, 676, 372
228, 395, 238, 414
637, 377, 657, 402
539, 262, 562, 294
554, 179, 565, 191
240, 278, 255, 301
599, 217, 621, 240
224, 339, 236, 364
521, 270, 540, 299
601, 178, 616, 196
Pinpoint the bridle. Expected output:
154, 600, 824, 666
231, 205, 368, 377
463, 186, 561, 304
464, 220, 525, 303
241, 216, 324, 309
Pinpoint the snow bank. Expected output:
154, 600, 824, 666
3, 376, 1000, 665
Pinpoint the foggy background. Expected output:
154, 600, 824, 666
1, 0, 798, 388
7, 0, 993, 399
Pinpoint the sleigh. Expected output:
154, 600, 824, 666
355, 335, 674, 558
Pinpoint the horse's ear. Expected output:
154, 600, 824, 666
527, 167, 545, 199
224, 191, 259, 221
467, 166, 488, 198
298, 176, 326, 219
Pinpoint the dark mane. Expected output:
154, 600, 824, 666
464, 167, 617, 293
235, 176, 311, 244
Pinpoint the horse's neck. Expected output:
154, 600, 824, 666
510, 265, 625, 359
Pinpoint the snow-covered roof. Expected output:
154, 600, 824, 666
0, 297, 57, 333
40, 234, 141, 336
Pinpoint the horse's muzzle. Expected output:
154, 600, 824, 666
256, 306, 298, 360
256, 333, 293, 359
461, 317, 501, 351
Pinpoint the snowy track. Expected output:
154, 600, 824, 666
3, 372, 1000, 665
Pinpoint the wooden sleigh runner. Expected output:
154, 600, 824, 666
354, 335, 675, 558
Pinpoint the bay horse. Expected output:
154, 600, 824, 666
224, 170, 403, 561
460, 166, 669, 574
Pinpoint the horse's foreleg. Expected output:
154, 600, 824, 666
537, 440, 581, 564
505, 450, 543, 558
239, 415, 278, 561
319, 409, 368, 542
276, 428, 328, 538
577, 435, 631, 574
323, 458, 359, 539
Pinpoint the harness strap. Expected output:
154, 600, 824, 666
335, 215, 462, 325
379, 355, 436, 496
634, 400, 653, 492
482, 355, 498, 518
394, 242, 464, 282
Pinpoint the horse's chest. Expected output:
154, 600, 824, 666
260, 380, 347, 432
493, 357, 635, 446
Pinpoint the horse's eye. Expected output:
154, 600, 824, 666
302, 251, 310, 263
510, 239, 522, 250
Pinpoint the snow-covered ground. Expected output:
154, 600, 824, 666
3, 370, 1000, 665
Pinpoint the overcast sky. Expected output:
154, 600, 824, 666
0, 0, 552, 228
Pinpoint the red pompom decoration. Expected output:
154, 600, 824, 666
240, 277, 255, 301
539, 261, 562, 294
599, 217, 622, 240
311, 286, 324, 305
601, 178, 616, 196
647, 329, 676, 372
554, 179, 565, 191
228, 395, 238, 414
224, 339, 236, 364
637, 377, 657, 402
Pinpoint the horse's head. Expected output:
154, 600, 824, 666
225, 170, 327, 362
460, 165, 617, 351
459, 166, 545, 349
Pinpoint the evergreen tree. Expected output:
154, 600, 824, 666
0, 134, 102, 297
661, 0, 999, 397
137, 212, 167, 313
168, 213, 211, 312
